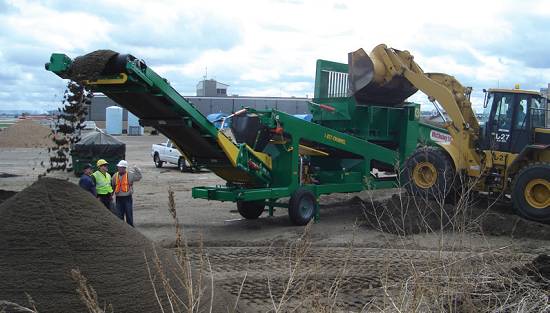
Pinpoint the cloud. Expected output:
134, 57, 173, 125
479, 15, 550, 68
0, 0, 17, 14
333, 3, 347, 10
1, 0, 549, 113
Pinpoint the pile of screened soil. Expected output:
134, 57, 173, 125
0, 189, 16, 205
0, 173, 19, 178
512, 254, 550, 289
0, 120, 53, 148
0, 178, 234, 313
362, 194, 456, 235
362, 194, 550, 239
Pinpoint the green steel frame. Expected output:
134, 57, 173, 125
46, 52, 440, 223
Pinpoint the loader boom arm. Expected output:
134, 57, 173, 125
349, 44, 482, 172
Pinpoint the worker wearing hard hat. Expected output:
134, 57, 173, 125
111, 160, 142, 227
92, 159, 114, 210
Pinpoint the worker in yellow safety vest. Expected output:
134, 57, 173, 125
92, 159, 114, 210
111, 160, 142, 227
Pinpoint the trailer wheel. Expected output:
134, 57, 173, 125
402, 147, 456, 200
512, 162, 550, 223
154, 153, 163, 168
288, 189, 317, 226
237, 200, 265, 219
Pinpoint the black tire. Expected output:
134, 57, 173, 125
288, 188, 317, 226
512, 162, 550, 223
237, 200, 265, 219
178, 158, 186, 172
154, 153, 163, 168
402, 147, 456, 200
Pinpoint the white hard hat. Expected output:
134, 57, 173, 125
116, 160, 128, 168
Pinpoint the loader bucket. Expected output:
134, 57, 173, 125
348, 48, 417, 105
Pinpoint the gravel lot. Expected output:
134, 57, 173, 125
1, 133, 549, 311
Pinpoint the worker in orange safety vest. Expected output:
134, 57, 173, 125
111, 160, 142, 227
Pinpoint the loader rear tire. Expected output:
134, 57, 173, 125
512, 163, 550, 223
288, 189, 317, 226
237, 200, 265, 219
402, 147, 456, 200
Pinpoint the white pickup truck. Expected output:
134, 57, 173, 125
151, 139, 194, 172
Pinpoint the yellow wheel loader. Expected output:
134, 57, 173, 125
349, 44, 550, 222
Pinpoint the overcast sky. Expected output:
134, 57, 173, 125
1, 0, 549, 112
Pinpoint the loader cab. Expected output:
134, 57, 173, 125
479, 88, 546, 153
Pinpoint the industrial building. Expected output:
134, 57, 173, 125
88, 95, 310, 126
89, 80, 550, 129
87, 79, 310, 128
196, 79, 229, 97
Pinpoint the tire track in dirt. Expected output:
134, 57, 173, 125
190, 246, 533, 311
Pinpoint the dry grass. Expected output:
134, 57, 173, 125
70, 269, 113, 313
0, 297, 39, 313
144, 187, 214, 313
7, 163, 547, 312
372, 253, 550, 312
144, 189, 360, 313
308, 223, 358, 312
63, 176, 548, 313
266, 222, 313, 312
359, 167, 550, 313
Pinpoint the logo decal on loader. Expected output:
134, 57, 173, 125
430, 130, 452, 144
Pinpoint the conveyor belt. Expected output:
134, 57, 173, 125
106, 92, 225, 160
46, 51, 261, 184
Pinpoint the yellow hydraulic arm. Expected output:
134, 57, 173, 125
349, 44, 482, 175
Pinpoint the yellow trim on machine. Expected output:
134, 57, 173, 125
487, 88, 540, 95
535, 128, 550, 134
216, 132, 273, 170
211, 167, 253, 184
174, 146, 194, 168
524, 178, 550, 209
413, 161, 437, 189
539, 149, 550, 162
245, 145, 272, 170
83, 73, 128, 85
270, 139, 329, 156
216, 132, 239, 167
299, 145, 329, 156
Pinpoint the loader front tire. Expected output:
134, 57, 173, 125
237, 200, 265, 219
512, 163, 550, 223
402, 147, 456, 200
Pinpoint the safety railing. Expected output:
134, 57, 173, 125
326, 70, 349, 98
313, 60, 349, 99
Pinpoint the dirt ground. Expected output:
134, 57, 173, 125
1, 134, 549, 311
